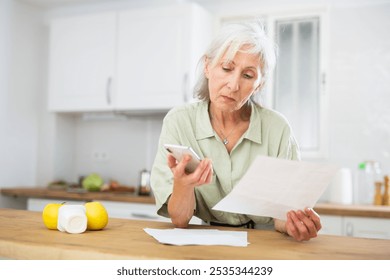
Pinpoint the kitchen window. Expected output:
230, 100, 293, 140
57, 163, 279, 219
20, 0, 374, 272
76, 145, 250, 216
274, 17, 321, 154
221, 10, 327, 159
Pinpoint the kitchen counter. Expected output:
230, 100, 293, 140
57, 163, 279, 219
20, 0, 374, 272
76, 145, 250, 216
0, 187, 155, 204
314, 202, 390, 218
2, 187, 390, 218
0, 208, 389, 260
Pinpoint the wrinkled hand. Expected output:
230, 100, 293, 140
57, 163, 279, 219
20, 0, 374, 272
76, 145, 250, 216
167, 153, 213, 188
166, 153, 212, 228
285, 208, 322, 241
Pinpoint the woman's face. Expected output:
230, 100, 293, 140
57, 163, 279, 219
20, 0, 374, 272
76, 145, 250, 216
205, 48, 262, 113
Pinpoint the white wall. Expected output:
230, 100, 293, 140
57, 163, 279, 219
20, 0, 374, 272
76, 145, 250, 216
0, 0, 45, 187
33, 112, 164, 187
71, 115, 163, 186
0, 0, 46, 208
0, 0, 12, 199
327, 1, 390, 174
0, 1, 10, 132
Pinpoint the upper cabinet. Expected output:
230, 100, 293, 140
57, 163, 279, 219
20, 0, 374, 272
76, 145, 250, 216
48, 12, 116, 112
48, 4, 213, 112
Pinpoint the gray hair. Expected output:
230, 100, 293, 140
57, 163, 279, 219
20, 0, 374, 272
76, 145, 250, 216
193, 21, 277, 103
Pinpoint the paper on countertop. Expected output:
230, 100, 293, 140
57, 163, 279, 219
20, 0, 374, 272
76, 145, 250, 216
144, 228, 248, 247
213, 156, 339, 220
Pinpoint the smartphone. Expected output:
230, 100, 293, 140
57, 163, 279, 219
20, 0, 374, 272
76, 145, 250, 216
163, 144, 201, 173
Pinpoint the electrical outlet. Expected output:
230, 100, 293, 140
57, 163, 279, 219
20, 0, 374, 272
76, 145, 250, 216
92, 151, 109, 162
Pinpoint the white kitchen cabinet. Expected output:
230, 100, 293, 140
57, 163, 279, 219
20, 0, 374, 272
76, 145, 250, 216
27, 198, 202, 224
48, 12, 116, 112
319, 214, 390, 239
318, 215, 343, 236
98, 200, 202, 225
48, 4, 213, 112
115, 4, 212, 110
97, 200, 169, 222
27, 198, 87, 211
343, 217, 390, 239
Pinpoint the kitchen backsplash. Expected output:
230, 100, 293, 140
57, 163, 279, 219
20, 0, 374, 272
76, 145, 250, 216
65, 113, 165, 187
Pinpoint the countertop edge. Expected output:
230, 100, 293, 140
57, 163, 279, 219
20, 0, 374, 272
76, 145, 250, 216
0, 187, 155, 204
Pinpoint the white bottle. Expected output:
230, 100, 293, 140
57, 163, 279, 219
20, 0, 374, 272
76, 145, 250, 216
354, 161, 382, 205
329, 168, 353, 204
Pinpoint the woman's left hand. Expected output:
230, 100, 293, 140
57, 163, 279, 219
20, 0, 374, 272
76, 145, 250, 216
280, 208, 322, 241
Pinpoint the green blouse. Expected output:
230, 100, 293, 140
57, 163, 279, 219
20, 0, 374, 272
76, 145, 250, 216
150, 100, 300, 226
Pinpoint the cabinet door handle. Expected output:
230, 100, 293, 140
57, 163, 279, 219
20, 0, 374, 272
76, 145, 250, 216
346, 222, 354, 236
182, 73, 188, 103
130, 213, 159, 220
106, 77, 112, 105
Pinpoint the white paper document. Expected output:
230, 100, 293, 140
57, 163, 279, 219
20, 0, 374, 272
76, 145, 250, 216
213, 156, 339, 220
144, 228, 248, 247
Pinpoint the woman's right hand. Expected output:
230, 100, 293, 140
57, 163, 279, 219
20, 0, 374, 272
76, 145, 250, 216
167, 153, 213, 228
167, 153, 213, 188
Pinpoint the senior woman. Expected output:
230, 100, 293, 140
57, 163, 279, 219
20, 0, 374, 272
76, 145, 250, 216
150, 21, 321, 241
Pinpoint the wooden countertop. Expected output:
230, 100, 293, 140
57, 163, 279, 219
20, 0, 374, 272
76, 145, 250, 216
314, 202, 390, 218
2, 187, 390, 218
0, 208, 389, 260
0, 187, 155, 204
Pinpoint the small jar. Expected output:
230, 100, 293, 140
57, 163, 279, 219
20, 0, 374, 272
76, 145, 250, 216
138, 169, 151, 196
383, 176, 390, 206
374, 182, 383, 206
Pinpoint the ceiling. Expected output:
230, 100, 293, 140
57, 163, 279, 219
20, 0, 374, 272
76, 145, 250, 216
19, 0, 107, 8
18, 0, 387, 9
18, 0, 210, 9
